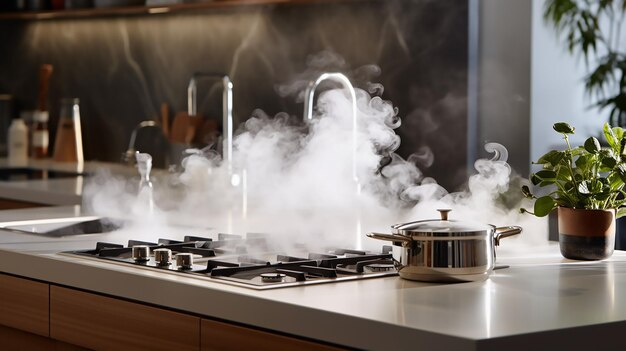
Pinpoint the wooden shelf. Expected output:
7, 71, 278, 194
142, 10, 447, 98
0, 0, 356, 20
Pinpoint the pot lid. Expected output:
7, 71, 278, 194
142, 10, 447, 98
392, 209, 493, 235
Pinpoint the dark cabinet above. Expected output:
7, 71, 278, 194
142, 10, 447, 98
0, 0, 358, 20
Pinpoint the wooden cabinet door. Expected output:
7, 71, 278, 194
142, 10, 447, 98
0, 273, 49, 337
200, 318, 344, 351
50, 286, 200, 351
0, 324, 87, 351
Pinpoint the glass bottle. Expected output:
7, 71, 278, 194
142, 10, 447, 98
32, 111, 49, 158
8, 118, 28, 166
53, 98, 83, 164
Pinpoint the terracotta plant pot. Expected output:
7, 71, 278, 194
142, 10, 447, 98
557, 207, 615, 260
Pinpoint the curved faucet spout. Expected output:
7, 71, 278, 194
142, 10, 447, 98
187, 73, 234, 174
303, 72, 358, 184
222, 76, 234, 174
122, 120, 159, 165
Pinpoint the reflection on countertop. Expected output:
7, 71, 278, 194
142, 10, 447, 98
0, 158, 137, 205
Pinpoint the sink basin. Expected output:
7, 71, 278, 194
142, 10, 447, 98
0, 217, 122, 237
0, 167, 87, 181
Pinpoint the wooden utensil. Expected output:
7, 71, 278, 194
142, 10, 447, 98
194, 119, 219, 146
37, 64, 53, 112
170, 111, 189, 143
160, 103, 169, 139
185, 114, 206, 145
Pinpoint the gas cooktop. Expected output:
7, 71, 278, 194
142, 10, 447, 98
64, 233, 398, 290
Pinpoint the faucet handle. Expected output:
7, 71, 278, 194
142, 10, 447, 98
121, 149, 137, 165
122, 120, 163, 166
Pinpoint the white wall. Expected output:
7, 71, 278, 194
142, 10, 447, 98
530, 0, 611, 163
475, 0, 623, 176
477, 0, 622, 175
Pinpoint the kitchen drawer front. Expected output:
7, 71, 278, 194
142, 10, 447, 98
50, 286, 200, 351
0, 324, 87, 351
0, 273, 49, 337
200, 318, 344, 351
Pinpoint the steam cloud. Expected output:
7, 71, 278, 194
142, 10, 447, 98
84, 54, 547, 252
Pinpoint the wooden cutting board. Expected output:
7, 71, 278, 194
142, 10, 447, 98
170, 112, 191, 144
170, 112, 204, 144
160, 103, 169, 139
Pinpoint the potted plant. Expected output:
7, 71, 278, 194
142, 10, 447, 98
521, 122, 626, 260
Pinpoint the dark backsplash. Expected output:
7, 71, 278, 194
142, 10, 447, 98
0, 0, 468, 189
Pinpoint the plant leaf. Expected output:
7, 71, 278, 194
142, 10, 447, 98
530, 173, 541, 186
593, 191, 611, 201
613, 126, 624, 140
617, 207, 626, 218
534, 196, 556, 217
553, 122, 575, 134
535, 170, 557, 180
617, 164, 626, 183
575, 154, 592, 171
584, 137, 601, 153
536, 150, 565, 166
556, 166, 571, 181
521, 185, 534, 199
602, 155, 617, 169
578, 181, 591, 194
608, 173, 624, 190
604, 122, 619, 150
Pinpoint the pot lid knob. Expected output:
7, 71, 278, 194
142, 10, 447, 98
437, 209, 451, 221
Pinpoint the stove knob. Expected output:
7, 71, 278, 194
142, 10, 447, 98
175, 253, 194, 269
132, 245, 150, 262
153, 248, 172, 266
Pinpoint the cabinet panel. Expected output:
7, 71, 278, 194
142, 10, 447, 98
201, 318, 344, 351
50, 286, 200, 351
0, 273, 49, 337
0, 324, 87, 350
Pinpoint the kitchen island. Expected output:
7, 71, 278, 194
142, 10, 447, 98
1, 206, 625, 350
0, 159, 139, 206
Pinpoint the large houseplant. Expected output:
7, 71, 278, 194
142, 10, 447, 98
521, 122, 626, 259
544, 0, 626, 126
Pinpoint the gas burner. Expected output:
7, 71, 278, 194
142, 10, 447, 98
260, 273, 286, 282
365, 263, 396, 272
64, 238, 398, 290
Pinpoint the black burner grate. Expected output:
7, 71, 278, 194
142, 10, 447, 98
65, 237, 398, 289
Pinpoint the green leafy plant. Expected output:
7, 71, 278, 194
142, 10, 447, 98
544, 0, 626, 126
521, 122, 626, 217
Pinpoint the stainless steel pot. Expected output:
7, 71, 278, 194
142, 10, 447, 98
367, 209, 522, 282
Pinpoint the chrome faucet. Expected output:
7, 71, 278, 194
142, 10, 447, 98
187, 73, 234, 174
122, 120, 159, 165
303, 72, 358, 184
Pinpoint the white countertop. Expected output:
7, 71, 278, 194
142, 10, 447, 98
0, 159, 136, 205
1, 206, 625, 350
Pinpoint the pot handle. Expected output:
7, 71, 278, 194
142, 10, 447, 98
366, 232, 412, 244
494, 226, 522, 246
